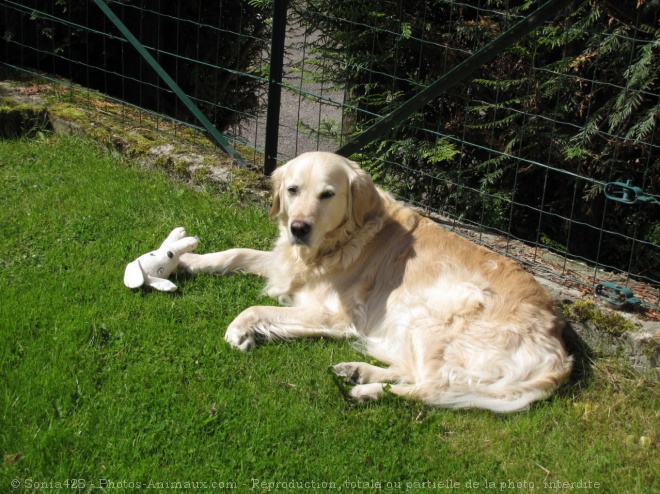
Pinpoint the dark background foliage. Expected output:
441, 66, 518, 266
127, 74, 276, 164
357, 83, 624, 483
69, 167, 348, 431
293, 0, 659, 281
0, 0, 270, 130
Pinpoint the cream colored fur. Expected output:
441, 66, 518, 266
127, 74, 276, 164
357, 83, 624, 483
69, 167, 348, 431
180, 151, 573, 412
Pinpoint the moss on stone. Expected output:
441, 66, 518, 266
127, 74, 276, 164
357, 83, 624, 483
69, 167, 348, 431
2, 78, 270, 203
562, 300, 637, 337
48, 103, 86, 121
641, 334, 660, 359
0, 101, 51, 138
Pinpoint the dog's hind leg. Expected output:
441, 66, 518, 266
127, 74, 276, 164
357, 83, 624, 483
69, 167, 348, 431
348, 382, 419, 403
334, 362, 428, 403
333, 362, 402, 385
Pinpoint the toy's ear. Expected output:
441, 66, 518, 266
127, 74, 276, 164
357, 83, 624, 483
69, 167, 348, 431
145, 275, 177, 292
124, 259, 146, 288
161, 227, 187, 248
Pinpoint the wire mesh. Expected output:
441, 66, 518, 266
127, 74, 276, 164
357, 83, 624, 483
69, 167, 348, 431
1, 0, 271, 154
289, 0, 660, 310
1, 0, 658, 309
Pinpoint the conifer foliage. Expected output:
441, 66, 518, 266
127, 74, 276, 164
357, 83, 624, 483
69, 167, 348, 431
293, 0, 659, 280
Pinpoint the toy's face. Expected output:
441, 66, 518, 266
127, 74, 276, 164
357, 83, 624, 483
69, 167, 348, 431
141, 249, 176, 277
147, 250, 174, 276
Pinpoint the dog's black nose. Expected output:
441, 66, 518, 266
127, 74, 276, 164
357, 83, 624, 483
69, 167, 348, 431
290, 220, 311, 240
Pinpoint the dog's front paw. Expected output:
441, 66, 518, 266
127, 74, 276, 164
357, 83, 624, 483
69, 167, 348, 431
224, 325, 256, 351
176, 253, 199, 274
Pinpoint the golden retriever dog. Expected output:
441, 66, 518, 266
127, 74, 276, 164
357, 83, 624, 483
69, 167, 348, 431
180, 151, 573, 412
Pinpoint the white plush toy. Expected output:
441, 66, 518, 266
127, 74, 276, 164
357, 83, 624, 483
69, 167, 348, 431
124, 227, 199, 292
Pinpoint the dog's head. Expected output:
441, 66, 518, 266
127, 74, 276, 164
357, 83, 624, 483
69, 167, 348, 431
269, 152, 383, 250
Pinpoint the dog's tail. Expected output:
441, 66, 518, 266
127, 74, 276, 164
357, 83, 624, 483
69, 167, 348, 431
422, 352, 574, 413
428, 392, 546, 413
424, 380, 562, 413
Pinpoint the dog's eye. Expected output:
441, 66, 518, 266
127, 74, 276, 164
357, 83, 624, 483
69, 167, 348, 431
320, 190, 335, 200
287, 186, 298, 196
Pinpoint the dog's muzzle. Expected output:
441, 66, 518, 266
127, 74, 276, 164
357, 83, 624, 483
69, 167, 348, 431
290, 220, 312, 244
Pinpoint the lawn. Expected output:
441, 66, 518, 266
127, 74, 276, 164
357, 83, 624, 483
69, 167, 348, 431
1, 134, 658, 493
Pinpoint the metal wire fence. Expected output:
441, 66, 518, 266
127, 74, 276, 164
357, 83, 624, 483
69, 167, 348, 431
1, 0, 658, 310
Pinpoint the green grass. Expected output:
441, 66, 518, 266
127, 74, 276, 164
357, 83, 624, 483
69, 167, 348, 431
0, 134, 658, 493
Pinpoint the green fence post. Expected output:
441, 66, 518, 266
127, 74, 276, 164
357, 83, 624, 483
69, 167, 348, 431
264, 0, 288, 176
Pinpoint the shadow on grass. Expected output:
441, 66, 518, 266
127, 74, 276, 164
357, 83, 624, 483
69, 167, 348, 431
558, 321, 595, 398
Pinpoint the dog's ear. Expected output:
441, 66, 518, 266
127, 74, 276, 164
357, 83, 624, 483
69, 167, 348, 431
348, 161, 383, 227
269, 165, 285, 219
